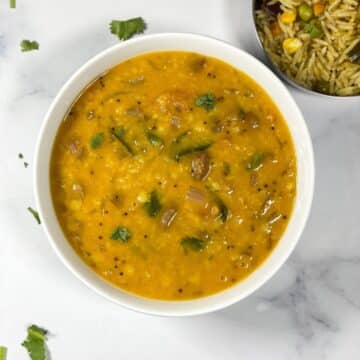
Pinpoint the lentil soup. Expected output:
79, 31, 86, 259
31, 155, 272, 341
50, 51, 296, 300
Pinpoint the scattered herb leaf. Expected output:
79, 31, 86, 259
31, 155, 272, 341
110, 17, 146, 41
246, 152, 265, 171
10, 0, 15, 8
18, 153, 24, 159
195, 93, 216, 111
303, 19, 323, 38
27, 207, 41, 225
146, 131, 164, 147
111, 226, 132, 242
181, 237, 206, 252
173, 130, 190, 144
20, 40, 39, 52
90, 133, 104, 149
0, 346, 6, 360
22, 324, 48, 360
27, 325, 48, 341
24, 162, 29, 168
112, 127, 135, 155
143, 190, 162, 217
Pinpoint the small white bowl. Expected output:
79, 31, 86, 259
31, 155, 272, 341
34, 33, 314, 316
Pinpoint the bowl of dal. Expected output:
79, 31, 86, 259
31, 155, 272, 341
34, 33, 314, 316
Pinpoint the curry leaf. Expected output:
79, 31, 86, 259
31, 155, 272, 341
111, 226, 132, 242
143, 190, 162, 217
146, 131, 164, 147
174, 141, 213, 159
214, 195, 229, 223
112, 127, 135, 155
110, 17, 146, 41
181, 237, 206, 252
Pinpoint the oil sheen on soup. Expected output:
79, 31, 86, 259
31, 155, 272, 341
51, 51, 296, 300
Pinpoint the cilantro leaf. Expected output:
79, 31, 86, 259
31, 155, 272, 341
195, 93, 216, 111
27, 207, 41, 225
111, 226, 132, 242
22, 338, 45, 360
143, 190, 162, 217
110, 17, 146, 41
0, 346, 7, 360
181, 237, 206, 252
28, 325, 48, 341
22, 324, 48, 360
90, 133, 104, 149
20, 40, 39, 52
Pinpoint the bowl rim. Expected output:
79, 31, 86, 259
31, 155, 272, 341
251, 0, 360, 99
34, 32, 315, 316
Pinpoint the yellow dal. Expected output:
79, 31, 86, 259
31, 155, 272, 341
50, 51, 296, 300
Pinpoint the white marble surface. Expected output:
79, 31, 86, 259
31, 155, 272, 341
1, 0, 360, 358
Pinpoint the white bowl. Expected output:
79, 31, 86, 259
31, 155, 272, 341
34, 33, 314, 316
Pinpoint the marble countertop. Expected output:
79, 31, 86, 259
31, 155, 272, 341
1, 0, 359, 358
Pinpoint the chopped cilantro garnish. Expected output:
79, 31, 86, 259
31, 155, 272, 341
27, 207, 41, 225
111, 226, 132, 242
22, 324, 48, 360
143, 190, 162, 217
28, 325, 47, 341
110, 17, 146, 41
20, 40, 39, 52
181, 237, 206, 252
90, 133, 104, 149
195, 93, 216, 111
18, 153, 24, 159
